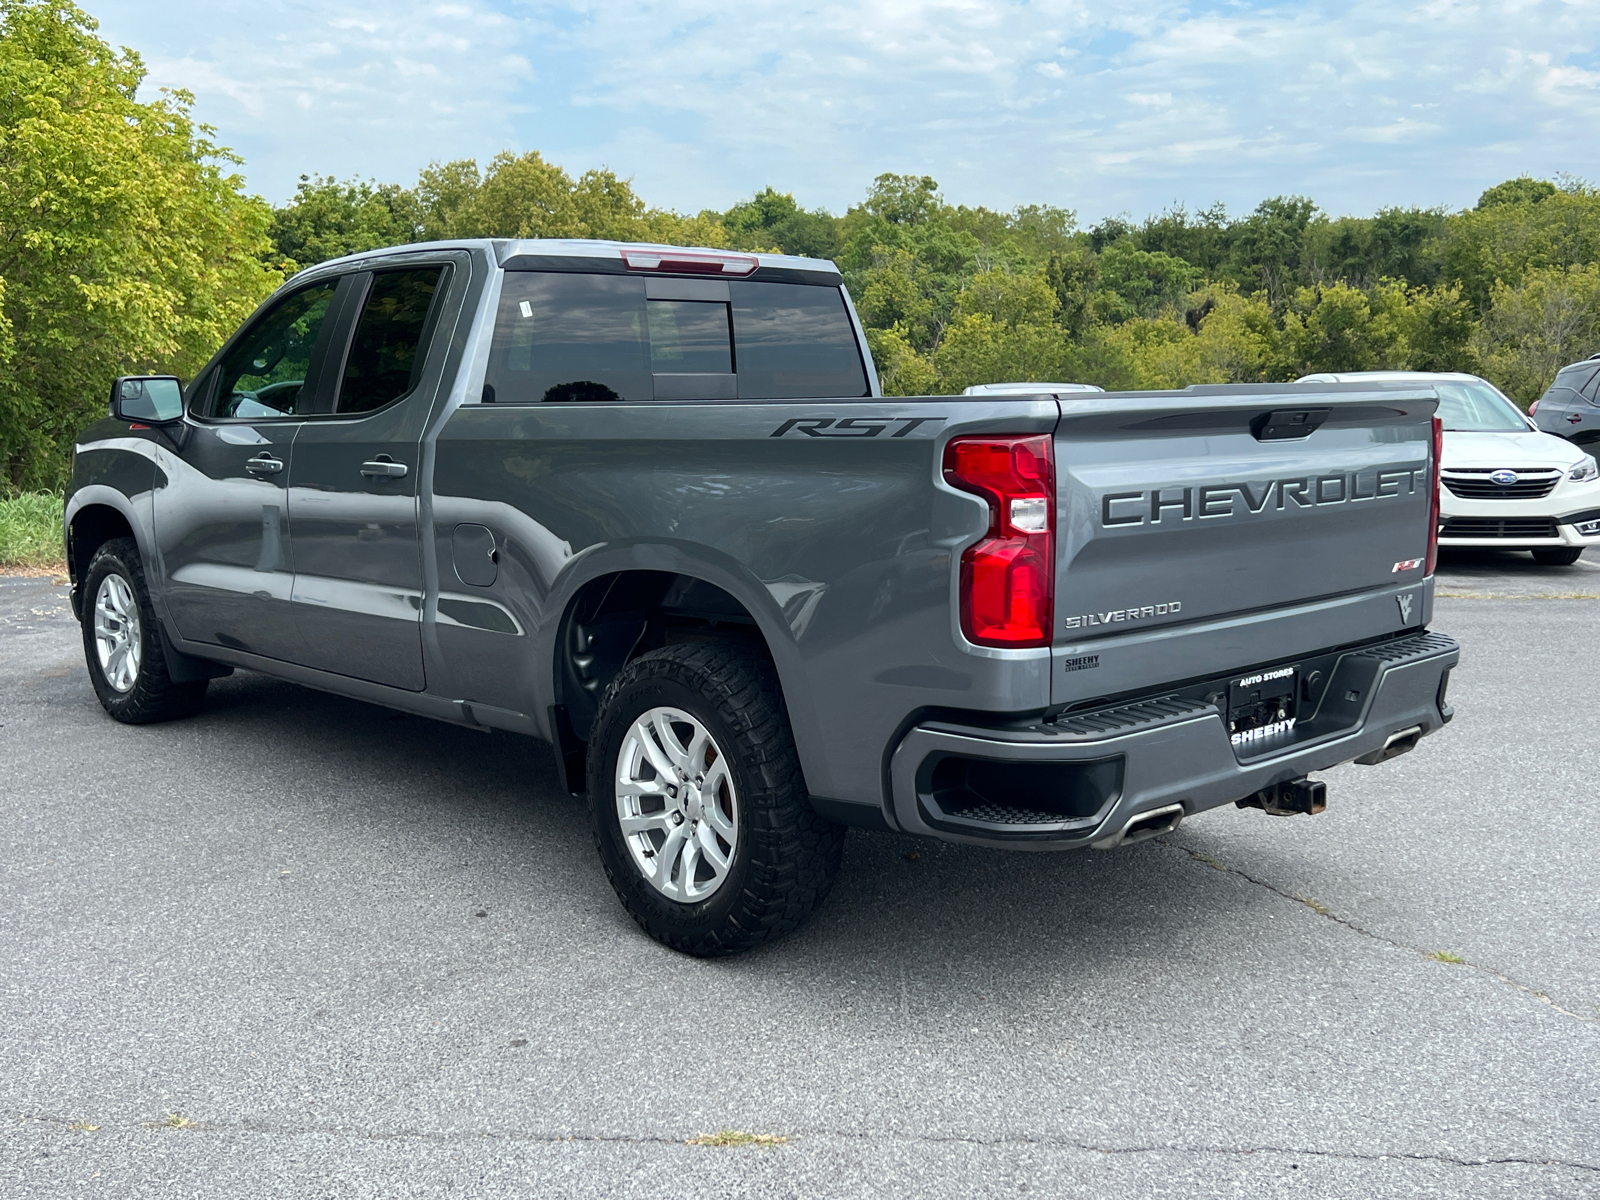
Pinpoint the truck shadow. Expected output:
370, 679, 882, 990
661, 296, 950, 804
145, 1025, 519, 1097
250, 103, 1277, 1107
186, 668, 1289, 1016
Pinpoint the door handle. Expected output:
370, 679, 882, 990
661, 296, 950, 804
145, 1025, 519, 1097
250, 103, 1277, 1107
360, 458, 408, 479
1569, 414, 1583, 424
244, 454, 283, 475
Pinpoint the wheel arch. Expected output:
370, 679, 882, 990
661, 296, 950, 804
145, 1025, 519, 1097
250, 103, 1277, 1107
538, 542, 828, 796
64, 488, 147, 620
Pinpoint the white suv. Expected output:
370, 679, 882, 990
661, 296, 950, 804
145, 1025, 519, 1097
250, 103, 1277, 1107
1298, 371, 1600, 566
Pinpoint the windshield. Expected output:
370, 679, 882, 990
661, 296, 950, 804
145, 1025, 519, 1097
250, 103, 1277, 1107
1435, 381, 1528, 432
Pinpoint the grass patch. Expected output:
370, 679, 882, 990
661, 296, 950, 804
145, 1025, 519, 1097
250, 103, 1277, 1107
686, 1130, 788, 1148
0, 491, 64, 571
1428, 950, 1467, 964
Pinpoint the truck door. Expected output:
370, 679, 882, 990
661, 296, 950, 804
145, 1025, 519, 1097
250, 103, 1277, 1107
152, 278, 345, 661
287, 265, 449, 691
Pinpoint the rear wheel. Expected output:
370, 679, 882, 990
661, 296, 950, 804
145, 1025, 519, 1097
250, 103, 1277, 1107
587, 641, 845, 957
81, 538, 209, 723
1532, 547, 1583, 566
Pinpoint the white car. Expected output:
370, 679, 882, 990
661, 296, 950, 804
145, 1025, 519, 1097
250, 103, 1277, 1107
1298, 371, 1600, 565
962, 382, 1104, 397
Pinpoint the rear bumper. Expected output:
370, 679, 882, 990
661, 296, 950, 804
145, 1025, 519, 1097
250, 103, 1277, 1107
885, 630, 1459, 851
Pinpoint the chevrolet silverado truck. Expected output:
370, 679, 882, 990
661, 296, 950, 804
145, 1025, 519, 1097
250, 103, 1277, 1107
66, 239, 1459, 956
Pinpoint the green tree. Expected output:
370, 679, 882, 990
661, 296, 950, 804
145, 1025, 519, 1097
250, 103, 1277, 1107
0, 0, 280, 488
852, 247, 941, 349
1133, 202, 1231, 276
1044, 246, 1099, 337
267, 175, 420, 272
412, 159, 482, 240
1435, 179, 1600, 311
1476, 177, 1559, 210
1094, 241, 1201, 321
722, 187, 839, 258
1472, 265, 1600, 404
1227, 196, 1319, 301
866, 325, 938, 396
1277, 282, 1408, 376
1308, 207, 1445, 288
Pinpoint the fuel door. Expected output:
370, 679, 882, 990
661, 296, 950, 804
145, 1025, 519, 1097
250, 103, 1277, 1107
452, 523, 498, 587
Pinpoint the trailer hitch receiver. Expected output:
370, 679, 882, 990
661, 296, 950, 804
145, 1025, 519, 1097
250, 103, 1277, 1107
1237, 777, 1326, 817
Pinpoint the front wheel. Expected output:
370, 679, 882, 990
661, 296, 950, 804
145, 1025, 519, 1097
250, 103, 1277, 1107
81, 538, 208, 723
587, 641, 845, 957
1532, 547, 1583, 566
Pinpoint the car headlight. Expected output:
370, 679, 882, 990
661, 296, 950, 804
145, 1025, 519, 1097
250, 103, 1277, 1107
1570, 456, 1598, 482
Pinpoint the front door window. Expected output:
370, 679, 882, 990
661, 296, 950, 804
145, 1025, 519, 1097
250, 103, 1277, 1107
210, 281, 340, 418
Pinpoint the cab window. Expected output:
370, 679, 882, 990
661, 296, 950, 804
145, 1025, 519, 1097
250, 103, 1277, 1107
210, 282, 340, 418
484, 271, 867, 402
338, 268, 447, 413
731, 282, 869, 399
487, 274, 651, 403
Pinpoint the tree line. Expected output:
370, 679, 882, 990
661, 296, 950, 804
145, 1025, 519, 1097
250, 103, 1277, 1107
5, 0, 1600, 489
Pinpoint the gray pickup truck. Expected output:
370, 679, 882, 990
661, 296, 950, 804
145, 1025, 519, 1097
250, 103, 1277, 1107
67, 239, 1459, 955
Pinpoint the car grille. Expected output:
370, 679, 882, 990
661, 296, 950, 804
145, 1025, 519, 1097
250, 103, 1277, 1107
1441, 468, 1561, 499
1440, 517, 1560, 539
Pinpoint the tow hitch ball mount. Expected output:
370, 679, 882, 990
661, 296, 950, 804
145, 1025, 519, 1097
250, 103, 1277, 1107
1237, 777, 1327, 817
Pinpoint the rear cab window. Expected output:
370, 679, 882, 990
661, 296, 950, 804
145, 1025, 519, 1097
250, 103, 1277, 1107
484, 272, 869, 403
338, 267, 448, 414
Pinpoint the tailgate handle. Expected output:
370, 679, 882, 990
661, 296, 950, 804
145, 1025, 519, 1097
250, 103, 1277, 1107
1252, 408, 1329, 441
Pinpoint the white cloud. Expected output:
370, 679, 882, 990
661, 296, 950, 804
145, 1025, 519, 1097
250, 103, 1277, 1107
94, 0, 533, 193
89, 0, 1600, 221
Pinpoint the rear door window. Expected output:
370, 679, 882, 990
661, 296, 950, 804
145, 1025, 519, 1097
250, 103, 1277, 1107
1576, 365, 1600, 405
337, 267, 447, 413
731, 282, 869, 399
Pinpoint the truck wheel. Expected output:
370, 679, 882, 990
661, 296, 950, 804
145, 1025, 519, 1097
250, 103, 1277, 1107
1532, 547, 1583, 566
587, 641, 845, 957
81, 538, 208, 723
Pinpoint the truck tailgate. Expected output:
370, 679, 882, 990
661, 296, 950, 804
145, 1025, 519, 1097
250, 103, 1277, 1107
1051, 384, 1438, 706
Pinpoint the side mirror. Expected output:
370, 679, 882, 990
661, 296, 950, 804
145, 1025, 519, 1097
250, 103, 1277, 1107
112, 375, 184, 424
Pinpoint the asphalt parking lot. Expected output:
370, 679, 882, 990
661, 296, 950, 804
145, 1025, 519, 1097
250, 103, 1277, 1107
2, 550, 1597, 1199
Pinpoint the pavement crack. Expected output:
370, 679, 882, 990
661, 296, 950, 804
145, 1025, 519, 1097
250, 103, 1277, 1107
10, 1110, 1598, 1173
1158, 840, 1600, 1027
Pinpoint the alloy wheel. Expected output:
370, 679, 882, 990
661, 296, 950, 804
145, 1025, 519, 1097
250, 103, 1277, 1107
93, 573, 142, 693
615, 706, 739, 903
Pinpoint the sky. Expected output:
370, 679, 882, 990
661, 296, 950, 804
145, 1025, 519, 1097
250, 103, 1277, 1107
91, 0, 1600, 226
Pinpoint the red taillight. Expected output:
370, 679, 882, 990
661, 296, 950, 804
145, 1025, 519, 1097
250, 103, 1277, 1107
1529, 399, 1540, 415
943, 434, 1055, 647
1426, 415, 1442, 576
621, 248, 758, 276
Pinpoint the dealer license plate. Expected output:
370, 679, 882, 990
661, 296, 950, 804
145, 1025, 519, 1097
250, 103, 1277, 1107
1227, 666, 1298, 748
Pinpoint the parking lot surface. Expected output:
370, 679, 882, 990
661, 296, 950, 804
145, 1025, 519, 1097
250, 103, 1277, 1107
2, 549, 1597, 1198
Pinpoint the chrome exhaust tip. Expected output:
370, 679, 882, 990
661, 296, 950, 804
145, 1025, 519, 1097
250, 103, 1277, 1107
1090, 802, 1185, 851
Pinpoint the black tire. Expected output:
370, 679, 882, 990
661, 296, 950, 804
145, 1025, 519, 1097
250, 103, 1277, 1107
1532, 547, 1583, 566
81, 537, 208, 723
587, 641, 845, 957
